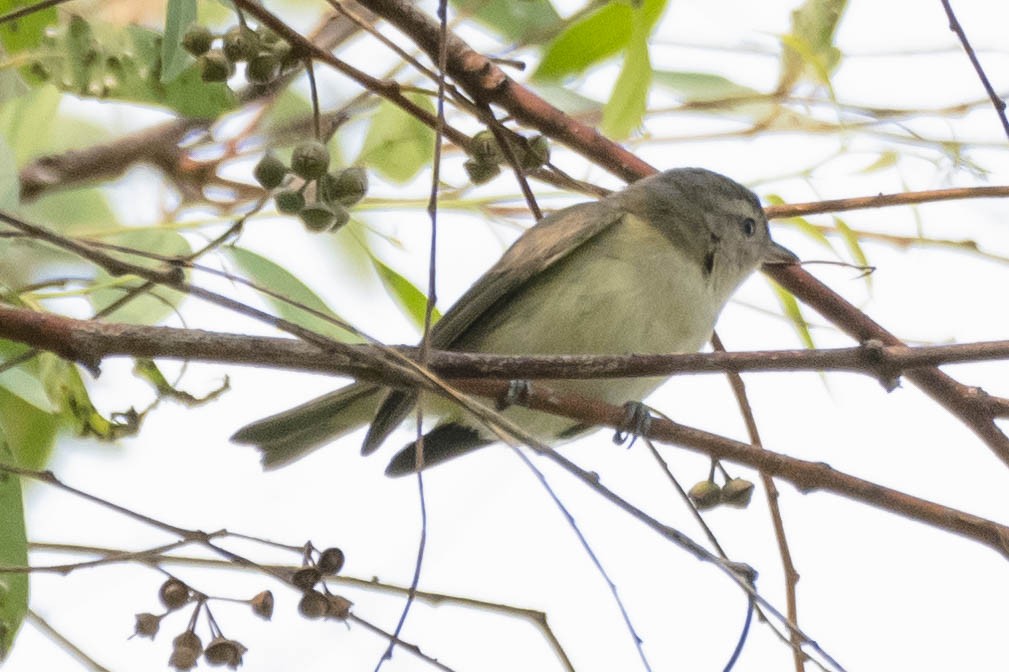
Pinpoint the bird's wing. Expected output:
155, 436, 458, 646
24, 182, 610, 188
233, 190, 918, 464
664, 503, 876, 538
361, 199, 626, 453
431, 199, 626, 348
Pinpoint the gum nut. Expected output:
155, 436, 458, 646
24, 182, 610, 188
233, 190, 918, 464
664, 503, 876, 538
275, 189, 305, 213
222, 24, 260, 62
290, 140, 331, 180
299, 202, 336, 232
253, 152, 287, 189
199, 50, 233, 83
181, 24, 213, 56
687, 480, 722, 510
464, 159, 500, 185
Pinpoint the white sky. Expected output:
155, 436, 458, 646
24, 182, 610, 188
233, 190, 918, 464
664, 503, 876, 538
6, 0, 1009, 671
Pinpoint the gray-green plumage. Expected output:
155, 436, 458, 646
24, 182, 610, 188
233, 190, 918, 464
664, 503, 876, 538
231, 168, 796, 474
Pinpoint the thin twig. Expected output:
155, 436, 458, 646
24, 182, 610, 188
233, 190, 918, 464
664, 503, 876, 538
939, 0, 1009, 142
712, 334, 805, 672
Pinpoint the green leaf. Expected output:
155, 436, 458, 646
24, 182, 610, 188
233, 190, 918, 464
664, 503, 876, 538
0, 84, 60, 166
777, 0, 847, 91
88, 229, 191, 325
0, 364, 56, 414
369, 255, 440, 330
451, 0, 563, 43
39, 355, 133, 440
534, 2, 631, 81
0, 0, 56, 53
652, 70, 759, 103
534, 0, 667, 81
601, 15, 651, 139
0, 438, 28, 662
0, 383, 61, 469
772, 282, 815, 350
161, 0, 197, 83
225, 246, 361, 343
0, 137, 17, 210
359, 94, 434, 183
30, 16, 236, 117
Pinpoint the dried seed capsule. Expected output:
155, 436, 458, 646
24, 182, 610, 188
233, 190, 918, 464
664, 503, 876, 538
464, 159, 500, 185
521, 134, 550, 170
275, 189, 306, 213
253, 152, 287, 189
246, 52, 281, 84
169, 631, 203, 671
325, 594, 353, 620
250, 590, 274, 620
291, 567, 322, 590
720, 478, 755, 508
203, 636, 247, 667
299, 202, 336, 232
222, 25, 260, 63
290, 140, 331, 180
317, 547, 345, 575
133, 612, 161, 639
687, 480, 722, 510
159, 578, 191, 611
181, 24, 214, 57
299, 590, 329, 619
469, 130, 503, 165
199, 50, 233, 83
319, 167, 368, 207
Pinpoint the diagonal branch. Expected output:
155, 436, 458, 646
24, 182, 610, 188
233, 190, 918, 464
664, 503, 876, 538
3, 306, 1009, 558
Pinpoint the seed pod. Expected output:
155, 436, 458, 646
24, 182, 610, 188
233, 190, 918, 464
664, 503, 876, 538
291, 567, 321, 590
687, 480, 722, 510
317, 547, 345, 575
319, 167, 368, 206
169, 631, 203, 671
246, 52, 281, 84
250, 590, 274, 620
521, 134, 550, 170
275, 189, 306, 214
222, 25, 260, 63
133, 612, 161, 639
181, 24, 214, 57
253, 152, 286, 189
325, 594, 353, 620
199, 50, 233, 83
290, 140, 331, 180
159, 578, 191, 611
469, 130, 504, 165
300, 202, 336, 232
299, 590, 329, 620
203, 636, 247, 668
720, 478, 755, 508
464, 159, 501, 185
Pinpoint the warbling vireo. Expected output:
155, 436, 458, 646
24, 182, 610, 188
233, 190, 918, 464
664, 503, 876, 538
232, 168, 796, 474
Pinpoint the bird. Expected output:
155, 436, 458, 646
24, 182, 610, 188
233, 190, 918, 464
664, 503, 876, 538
231, 168, 797, 475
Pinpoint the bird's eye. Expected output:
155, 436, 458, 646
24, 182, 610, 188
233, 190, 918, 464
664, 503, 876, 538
741, 217, 757, 237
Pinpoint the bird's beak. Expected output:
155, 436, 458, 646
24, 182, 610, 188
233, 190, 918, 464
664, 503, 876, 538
764, 241, 798, 264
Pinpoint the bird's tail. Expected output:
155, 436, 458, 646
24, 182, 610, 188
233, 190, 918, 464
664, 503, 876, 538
231, 383, 383, 468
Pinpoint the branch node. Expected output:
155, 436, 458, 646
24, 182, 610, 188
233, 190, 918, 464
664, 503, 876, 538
861, 338, 901, 392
